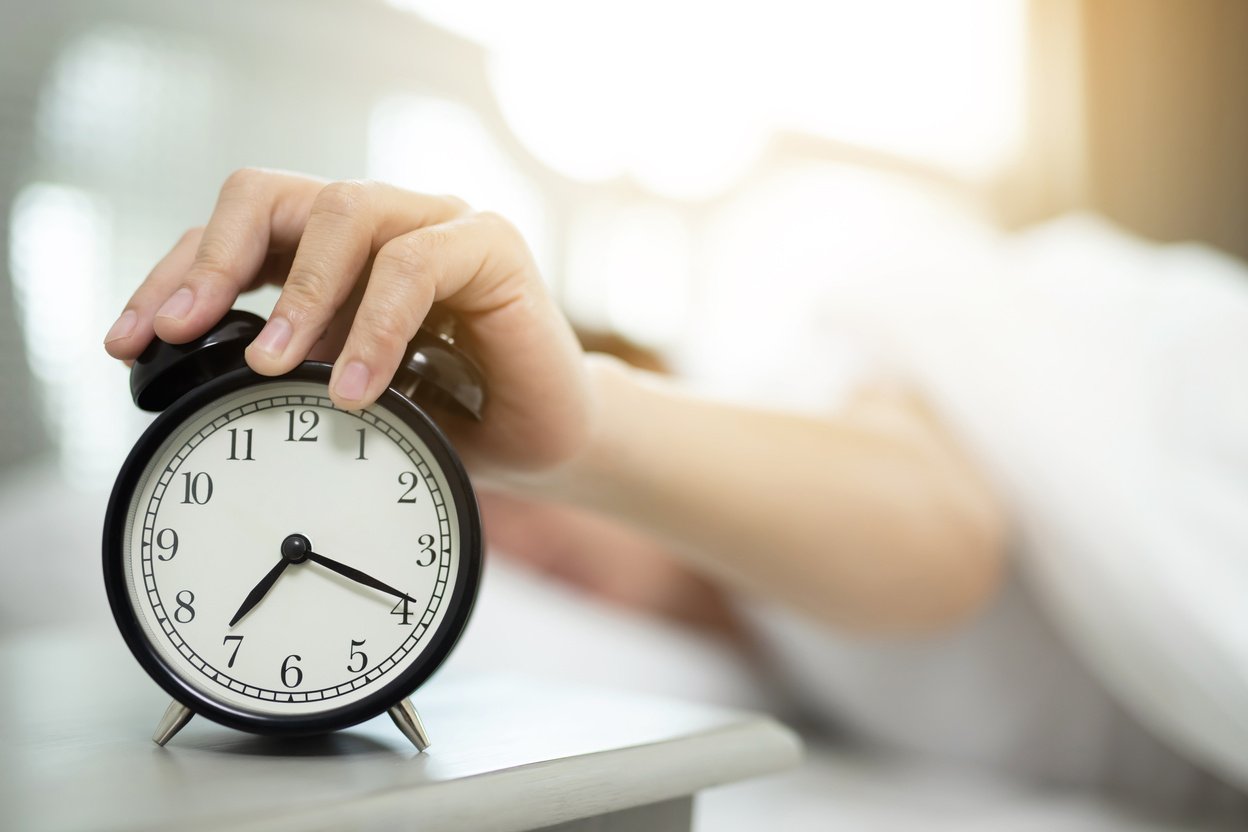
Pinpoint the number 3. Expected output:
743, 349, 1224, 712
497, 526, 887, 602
417, 533, 436, 567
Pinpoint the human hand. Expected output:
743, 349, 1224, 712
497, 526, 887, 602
103, 169, 591, 476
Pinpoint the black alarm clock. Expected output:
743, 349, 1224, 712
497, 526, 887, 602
102, 308, 484, 750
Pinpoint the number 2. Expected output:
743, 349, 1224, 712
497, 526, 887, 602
398, 472, 419, 503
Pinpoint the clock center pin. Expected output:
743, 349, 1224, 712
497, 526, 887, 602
280, 533, 312, 564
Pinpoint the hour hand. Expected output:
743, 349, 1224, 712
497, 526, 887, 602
228, 558, 290, 627
306, 552, 413, 603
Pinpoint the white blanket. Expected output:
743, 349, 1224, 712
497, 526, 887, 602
810, 215, 1248, 796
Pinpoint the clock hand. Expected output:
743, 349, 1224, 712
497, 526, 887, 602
228, 558, 291, 627
306, 552, 414, 603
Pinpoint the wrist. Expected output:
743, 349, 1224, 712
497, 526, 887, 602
552, 352, 636, 499
496, 352, 643, 506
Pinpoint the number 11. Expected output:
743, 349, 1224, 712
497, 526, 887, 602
227, 428, 254, 461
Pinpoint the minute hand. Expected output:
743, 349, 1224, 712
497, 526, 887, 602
306, 552, 414, 603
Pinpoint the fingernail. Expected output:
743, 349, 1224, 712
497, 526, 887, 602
156, 287, 194, 321
104, 309, 137, 343
252, 316, 292, 358
334, 361, 371, 402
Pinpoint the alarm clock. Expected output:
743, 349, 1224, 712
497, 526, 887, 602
102, 309, 484, 750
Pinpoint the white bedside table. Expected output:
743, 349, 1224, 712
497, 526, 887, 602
0, 629, 800, 831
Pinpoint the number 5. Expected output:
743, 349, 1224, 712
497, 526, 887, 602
347, 639, 368, 673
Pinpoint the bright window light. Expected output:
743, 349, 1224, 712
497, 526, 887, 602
390, 0, 1026, 194
368, 94, 553, 278
18, 27, 223, 486
769, 1, 1026, 178
682, 162, 995, 405
487, 22, 769, 200
10, 184, 133, 485
563, 201, 692, 347
38, 26, 221, 181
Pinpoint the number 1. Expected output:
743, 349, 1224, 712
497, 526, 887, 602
356, 428, 367, 460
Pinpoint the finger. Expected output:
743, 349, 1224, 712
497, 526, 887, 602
304, 265, 367, 364
105, 230, 296, 361
105, 227, 203, 360
247, 182, 471, 376
328, 212, 523, 409
152, 168, 326, 345
243, 180, 377, 374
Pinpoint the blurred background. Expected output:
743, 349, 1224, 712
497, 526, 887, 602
2, 2, 1247, 828
1, 0, 1244, 488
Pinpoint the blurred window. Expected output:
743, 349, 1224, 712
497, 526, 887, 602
4, 1, 1026, 481
367, 94, 553, 278
393, 0, 1027, 186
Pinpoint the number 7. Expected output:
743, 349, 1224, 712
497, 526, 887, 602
222, 635, 244, 668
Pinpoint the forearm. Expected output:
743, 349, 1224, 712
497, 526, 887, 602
509, 355, 1006, 634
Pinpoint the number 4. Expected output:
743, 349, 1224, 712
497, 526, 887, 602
390, 596, 414, 626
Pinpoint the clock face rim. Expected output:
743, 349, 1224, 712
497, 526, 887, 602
102, 361, 482, 736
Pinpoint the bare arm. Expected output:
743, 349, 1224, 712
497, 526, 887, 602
505, 356, 1007, 634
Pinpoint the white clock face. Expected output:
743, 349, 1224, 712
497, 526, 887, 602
121, 379, 463, 716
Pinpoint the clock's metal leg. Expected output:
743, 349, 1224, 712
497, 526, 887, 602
152, 699, 193, 746
388, 698, 431, 751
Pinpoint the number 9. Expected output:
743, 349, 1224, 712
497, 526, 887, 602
156, 528, 179, 561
